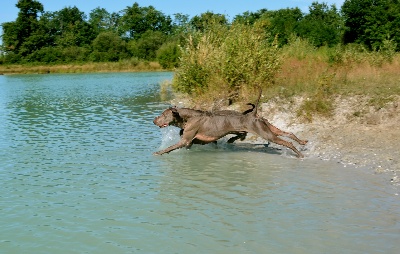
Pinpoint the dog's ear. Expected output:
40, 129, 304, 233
170, 106, 180, 116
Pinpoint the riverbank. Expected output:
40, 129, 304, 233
171, 94, 400, 186
0, 61, 165, 74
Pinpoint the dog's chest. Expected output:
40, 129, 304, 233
193, 133, 219, 142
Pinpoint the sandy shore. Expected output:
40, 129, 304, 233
259, 95, 400, 186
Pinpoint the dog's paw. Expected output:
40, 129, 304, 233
300, 140, 309, 145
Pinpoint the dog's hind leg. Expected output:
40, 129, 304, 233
263, 119, 308, 145
252, 121, 304, 158
268, 135, 304, 158
227, 132, 247, 143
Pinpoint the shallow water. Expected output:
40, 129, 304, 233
0, 72, 399, 253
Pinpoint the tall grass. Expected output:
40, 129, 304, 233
276, 37, 399, 95
270, 37, 400, 120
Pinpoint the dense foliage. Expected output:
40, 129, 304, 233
342, 0, 400, 50
1, 0, 399, 67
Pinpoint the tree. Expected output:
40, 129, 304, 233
190, 11, 228, 31
51, 6, 95, 47
157, 41, 181, 69
172, 13, 190, 28
296, 2, 343, 47
268, 8, 303, 46
233, 9, 269, 25
88, 7, 121, 35
90, 31, 128, 61
342, 0, 376, 45
127, 30, 166, 60
120, 2, 172, 39
2, 0, 44, 55
171, 13, 190, 36
342, 0, 400, 50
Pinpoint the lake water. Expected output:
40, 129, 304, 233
0, 72, 399, 253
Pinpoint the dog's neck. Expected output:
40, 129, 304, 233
177, 108, 207, 119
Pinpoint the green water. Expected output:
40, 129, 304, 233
0, 72, 399, 253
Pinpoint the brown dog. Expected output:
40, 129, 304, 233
153, 92, 307, 158
170, 104, 307, 145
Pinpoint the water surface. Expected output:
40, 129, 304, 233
0, 72, 399, 253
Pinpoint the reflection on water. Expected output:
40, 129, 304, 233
0, 73, 399, 254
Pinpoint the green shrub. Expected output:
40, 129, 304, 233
3, 52, 22, 64
327, 40, 397, 67
281, 34, 316, 60
296, 73, 335, 121
89, 51, 111, 62
62, 46, 90, 62
91, 31, 129, 62
173, 22, 281, 101
26, 47, 63, 63
127, 30, 166, 61
156, 41, 181, 69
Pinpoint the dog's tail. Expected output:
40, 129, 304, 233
242, 103, 255, 115
250, 87, 262, 117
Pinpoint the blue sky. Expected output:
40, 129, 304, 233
1, 0, 345, 25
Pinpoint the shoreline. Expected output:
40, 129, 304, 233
171, 94, 400, 186
0, 62, 167, 75
260, 95, 400, 186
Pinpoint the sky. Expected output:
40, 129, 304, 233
0, 0, 345, 26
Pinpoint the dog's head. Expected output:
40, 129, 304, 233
153, 107, 184, 128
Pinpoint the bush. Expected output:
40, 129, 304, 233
91, 31, 129, 62
281, 34, 316, 60
62, 46, 90, 62
328, 39, 397, 67
156, 41, 181, 69
127, 30, 166, 60
173, 22, 281, 101
3, 52, 22, 64
26, 47, 63, 63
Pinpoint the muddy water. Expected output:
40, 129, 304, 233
0, 73, 399, 253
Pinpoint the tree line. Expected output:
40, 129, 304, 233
1, 0, 399, 68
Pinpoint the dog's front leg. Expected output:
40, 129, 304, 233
153, 138, 192, 155
154, 130, 197, 155
154, 119, 199, 155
